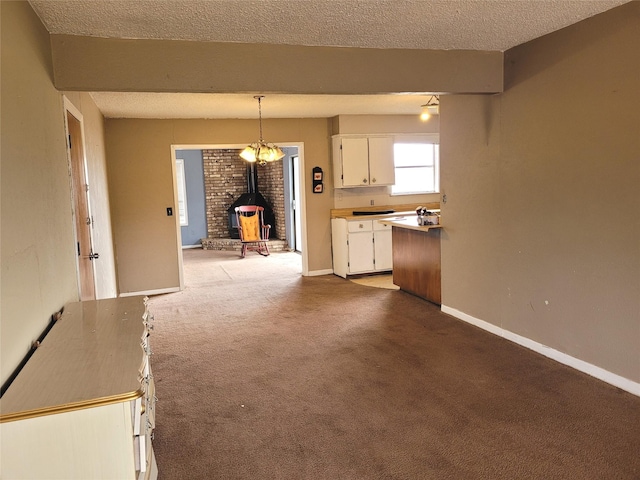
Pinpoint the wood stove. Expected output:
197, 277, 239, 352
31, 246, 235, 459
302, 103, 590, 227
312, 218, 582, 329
227, 164, 275, 239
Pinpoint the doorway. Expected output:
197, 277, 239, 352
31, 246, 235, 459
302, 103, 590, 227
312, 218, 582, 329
288, 153, 302, 252
175, 149, 207, 247
171, 144, 308, 279
65, 102, 96, 300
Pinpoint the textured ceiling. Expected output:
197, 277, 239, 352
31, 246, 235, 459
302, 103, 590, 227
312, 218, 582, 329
89, 92, 437, 119
29, 0, 629, 118
30, 0, 629, 51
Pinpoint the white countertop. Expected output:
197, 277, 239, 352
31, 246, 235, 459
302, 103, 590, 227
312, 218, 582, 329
378, 214, 443, 232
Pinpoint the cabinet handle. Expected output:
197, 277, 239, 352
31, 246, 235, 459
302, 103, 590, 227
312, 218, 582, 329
371, 178, 376, 183
363, 178, 368, 184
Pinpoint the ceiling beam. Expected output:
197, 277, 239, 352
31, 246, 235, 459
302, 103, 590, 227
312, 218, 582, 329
51, 35, 503, 95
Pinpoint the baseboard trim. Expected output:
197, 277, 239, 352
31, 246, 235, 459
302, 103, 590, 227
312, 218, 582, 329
441, 305, 640, 397
306, 269, 334, 277
120, 287, 180, 297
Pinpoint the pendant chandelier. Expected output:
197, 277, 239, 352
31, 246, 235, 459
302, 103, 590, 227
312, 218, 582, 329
240, 95, 285, 166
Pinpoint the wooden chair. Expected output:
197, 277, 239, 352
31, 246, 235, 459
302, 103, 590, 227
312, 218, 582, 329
235, 205, 271, 258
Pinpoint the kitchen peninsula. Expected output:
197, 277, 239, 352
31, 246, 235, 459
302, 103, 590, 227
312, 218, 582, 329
330, 203, 441, 305
379, 214, 442, 305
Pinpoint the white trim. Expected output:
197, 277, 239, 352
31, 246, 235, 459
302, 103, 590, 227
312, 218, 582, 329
182, 244, 203, 250
120, 287, 180, 297
441, 305, 640, 397
306, 269, 334, 277
294, 143, 310, 277
175, 158, 189, 226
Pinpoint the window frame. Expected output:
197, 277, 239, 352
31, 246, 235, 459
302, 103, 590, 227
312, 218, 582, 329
175, 158, 189, 227
391, 134, 440, 196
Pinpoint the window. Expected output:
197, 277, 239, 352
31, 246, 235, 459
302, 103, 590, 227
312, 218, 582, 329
391, 140, 440, 195
175, 159, 188, 226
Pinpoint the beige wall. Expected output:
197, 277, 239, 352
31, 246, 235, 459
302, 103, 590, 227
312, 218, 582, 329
1, 3, 114, 385
1, 1, 78, 383
105, 117, 335, 291
440, 3, 640, 382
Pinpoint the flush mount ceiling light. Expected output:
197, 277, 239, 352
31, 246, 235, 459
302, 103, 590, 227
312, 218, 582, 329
240, 95, 285, 166
420, 95, 440, 121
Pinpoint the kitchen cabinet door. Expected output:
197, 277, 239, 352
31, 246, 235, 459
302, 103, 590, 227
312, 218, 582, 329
341, 137, 370, 186
368, 136, 395, 186
374, 225, 393, 271
348, 231, 375, 273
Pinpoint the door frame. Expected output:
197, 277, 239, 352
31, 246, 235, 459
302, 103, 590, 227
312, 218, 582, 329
170, 143, 309, 276
63, 97, 97, 300
289, 153, 303, 252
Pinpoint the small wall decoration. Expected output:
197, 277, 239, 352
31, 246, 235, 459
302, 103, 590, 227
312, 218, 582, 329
312, 166, 324, 193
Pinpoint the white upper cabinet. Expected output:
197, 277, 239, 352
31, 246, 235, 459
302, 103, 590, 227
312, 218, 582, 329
333, 135, 395, 188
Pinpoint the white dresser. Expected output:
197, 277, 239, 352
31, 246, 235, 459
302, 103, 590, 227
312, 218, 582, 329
0, 296, 158, 480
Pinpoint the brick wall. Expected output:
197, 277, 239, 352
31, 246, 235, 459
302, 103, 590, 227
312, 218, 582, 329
258, 160, 286, 240
202, 149, 285, 240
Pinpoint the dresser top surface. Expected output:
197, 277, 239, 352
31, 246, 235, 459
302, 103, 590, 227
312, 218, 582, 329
1, 296, 149, 422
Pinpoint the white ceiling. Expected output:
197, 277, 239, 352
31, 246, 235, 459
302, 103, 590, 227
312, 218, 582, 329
29, 0, 629, 119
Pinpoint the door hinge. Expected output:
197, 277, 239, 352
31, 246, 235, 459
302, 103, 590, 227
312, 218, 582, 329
68, 134, 71, 149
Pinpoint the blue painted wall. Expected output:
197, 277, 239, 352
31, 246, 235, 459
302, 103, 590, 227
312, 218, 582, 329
176, 149, 207, 246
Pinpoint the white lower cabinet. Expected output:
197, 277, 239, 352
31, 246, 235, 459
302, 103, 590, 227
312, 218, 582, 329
332, 218, 392, 278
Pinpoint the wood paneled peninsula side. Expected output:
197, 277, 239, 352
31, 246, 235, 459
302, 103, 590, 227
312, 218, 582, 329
379, 215, 442, 305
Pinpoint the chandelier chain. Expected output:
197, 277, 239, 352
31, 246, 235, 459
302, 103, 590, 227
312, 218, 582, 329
255, 95, 264, 142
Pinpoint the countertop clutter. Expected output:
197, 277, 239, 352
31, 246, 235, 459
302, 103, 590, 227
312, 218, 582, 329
378, 212, 441, 232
